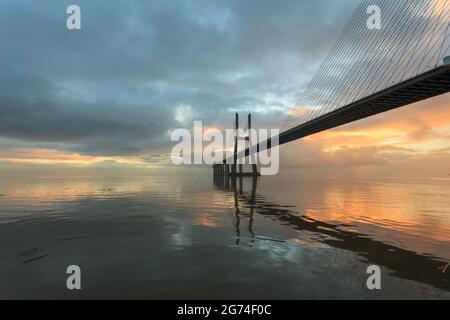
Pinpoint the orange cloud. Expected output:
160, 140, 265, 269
287, 106, 313, 118
1, 94, 449, 176
304, 95, 450, 151
280, 94, 450, 176
0, 148, 159, 168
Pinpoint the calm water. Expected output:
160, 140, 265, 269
0, 171, 449, 299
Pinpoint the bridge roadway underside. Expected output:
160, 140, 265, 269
240, 64, 450, 158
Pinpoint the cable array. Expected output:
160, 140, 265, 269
281, 0, 450, 132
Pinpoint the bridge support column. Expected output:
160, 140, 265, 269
223, 113, 260, 177
248, 114, 259, 176
233, 113, 238, 177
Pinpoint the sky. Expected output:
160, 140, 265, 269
0, 0, 449, 177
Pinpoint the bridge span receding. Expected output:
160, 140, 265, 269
238, 63, 450, 160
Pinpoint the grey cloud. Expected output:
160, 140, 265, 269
0, 0, 360, 157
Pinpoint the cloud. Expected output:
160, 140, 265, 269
1, 0, 448, 177
279, 93, 450, 176
280, 140, 412, 167
0, 0, 360, 160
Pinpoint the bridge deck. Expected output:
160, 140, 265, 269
237, 64, 450, 159
278, 64, 450, 146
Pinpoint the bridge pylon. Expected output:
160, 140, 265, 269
213, 113, 260, 178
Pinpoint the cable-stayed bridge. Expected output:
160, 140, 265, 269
222, 0, 450, 169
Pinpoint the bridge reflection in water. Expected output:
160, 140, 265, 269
213, 175, 450, 292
